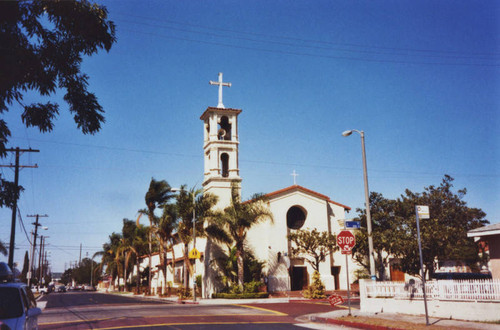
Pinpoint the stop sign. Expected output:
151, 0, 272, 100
337, 230, 356, 254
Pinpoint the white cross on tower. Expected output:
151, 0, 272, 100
209, 72, 231, 108
291, 170, 299, 185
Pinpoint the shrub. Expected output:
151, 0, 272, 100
212, 292, 269, 299
177, 286, 192, 300
243, 280, 265, 293
303, 271, 326, 299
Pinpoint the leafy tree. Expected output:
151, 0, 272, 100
352, 192, 407, 280
72, 257, 98, 285
61, 268, 73, 285
206, 182, 272, 287
0, 0, 116, 205
144, 178, 173, 294
288, 228, 337, 272
353, 176, 488, 280
395, 175, 488, 278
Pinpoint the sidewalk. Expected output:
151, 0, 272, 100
309, 309, 500, 330
104, 290, 500, 329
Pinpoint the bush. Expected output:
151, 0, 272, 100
303, 271, 326, 299
177, 286, 192, 300
212, 292, 269, 299
243, 280, 265, 293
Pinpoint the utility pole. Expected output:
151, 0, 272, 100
79, 243, 82, 266
38, 236, 44, 283
27, 214, 48, 287
1, 147, 39, 269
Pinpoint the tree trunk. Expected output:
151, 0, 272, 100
159, 241, 165, 295
237, 248, 244, 288
170, 239, 176, 281
136, 258, 140, 294
184, 243, 190, 290
124, 266, 127, 292
148, 218, 152, 295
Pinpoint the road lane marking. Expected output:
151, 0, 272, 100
40, 316, 125, 326
236, 304, 288, 316
95, 321, 289, 330
39, 309, 286, 327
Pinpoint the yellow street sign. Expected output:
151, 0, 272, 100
189, 248, 201, 259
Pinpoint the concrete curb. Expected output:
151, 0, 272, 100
310, 315, 398, 330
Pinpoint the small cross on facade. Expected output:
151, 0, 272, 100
209, 72, 231, 108
291, 170, 299, 185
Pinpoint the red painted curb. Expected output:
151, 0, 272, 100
313, 316, 404, 330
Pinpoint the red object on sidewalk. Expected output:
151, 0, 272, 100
328, 294, 344, 307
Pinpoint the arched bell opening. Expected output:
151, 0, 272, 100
220, 153, 229, 177
218, 116, 232, 141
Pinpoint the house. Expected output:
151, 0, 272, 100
467, 222, 500, 279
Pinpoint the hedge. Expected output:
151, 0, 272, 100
211, 292, 269, 299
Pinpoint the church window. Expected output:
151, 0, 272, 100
221, 153, 229, 177
218, 116, 232, 141
287, 206, 307, 229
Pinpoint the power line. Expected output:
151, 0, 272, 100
8, 136, 499, 178
119, 28, 499, 67
113, 12, 500, 58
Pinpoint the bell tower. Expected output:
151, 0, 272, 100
201, 73, 242, 210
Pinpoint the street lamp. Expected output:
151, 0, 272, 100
342, 129, 376, 281
171, 188, 197, 302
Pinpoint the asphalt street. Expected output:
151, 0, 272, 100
38, 291, 350, 329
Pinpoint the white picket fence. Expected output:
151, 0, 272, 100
364, 279, 500, 302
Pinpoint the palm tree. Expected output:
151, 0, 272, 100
206, 182, 273, 287
174, 185, 218, 290
95, 232, 122, 291
144, 178, 173, 294
154, 204, 177, 295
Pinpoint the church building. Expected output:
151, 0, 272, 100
196, 73, 356, 297
133, 73, 360, 297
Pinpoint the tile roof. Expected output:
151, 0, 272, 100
200, 107, 242, 120
262, 185, 351, 211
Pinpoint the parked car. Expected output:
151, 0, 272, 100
83, 285, 96, 291
38, 284, 54, 294
56, 285, 66, 293
0, 262, 42, 330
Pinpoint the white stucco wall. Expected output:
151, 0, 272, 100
245, 187, 357, 292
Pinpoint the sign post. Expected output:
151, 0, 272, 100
337, 229, 356, 315
416, 205, 430, 326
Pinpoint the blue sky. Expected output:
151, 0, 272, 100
1, 0, 498, 272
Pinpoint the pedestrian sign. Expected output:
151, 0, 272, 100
189, 248, 201, 259
416, 205, 430, 219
